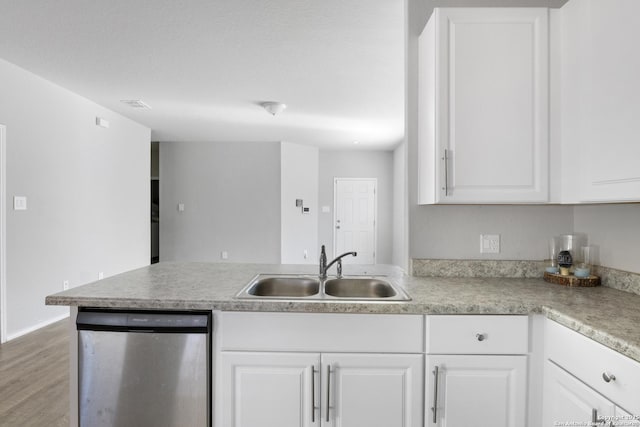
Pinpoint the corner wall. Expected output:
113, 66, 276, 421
574, 204, 640, 274
281, 142, 318, 264
159, 141, 281, 263
0, 58, 150, 339
392, 142, 408, 270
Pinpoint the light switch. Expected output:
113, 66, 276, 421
321, 206, 331, 213
177, 203, 185, 212
13, 196, 27, 211
95, 117, 110, 128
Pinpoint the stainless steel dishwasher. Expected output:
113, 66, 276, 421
77, 309, 211, 427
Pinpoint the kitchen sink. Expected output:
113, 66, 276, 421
246, 276, 320, 297
236, 274, 410, 301
324, 278, 397, 298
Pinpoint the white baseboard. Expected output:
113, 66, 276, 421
5, 311, 70, 342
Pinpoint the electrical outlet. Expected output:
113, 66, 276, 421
221, 251, 228, 260
303, 249, 308, 259
63, 280, 69, 290
13, 196, 27, 211
480, 234, 500, 254
98, 272, 104, 280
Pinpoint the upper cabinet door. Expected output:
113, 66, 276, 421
560, 0, 640, 202
419, 8, 549, 204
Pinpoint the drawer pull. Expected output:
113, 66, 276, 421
602, 372, 616, 383
476, 333, 486, 341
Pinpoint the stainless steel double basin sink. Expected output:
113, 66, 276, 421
236, 274, 411, 301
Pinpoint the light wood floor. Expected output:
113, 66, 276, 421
0, 320, 69, 427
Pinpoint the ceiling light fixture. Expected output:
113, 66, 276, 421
353, 140, 360, 145
120, 99, 152, 110
261, 101, 287, 116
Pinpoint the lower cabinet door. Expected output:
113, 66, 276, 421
426, 355, 527, 427
322, 353, 424, 427
543, 360, 615, 427
220, 352, 320, 427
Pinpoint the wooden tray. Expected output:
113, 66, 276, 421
543, 271, 601, 287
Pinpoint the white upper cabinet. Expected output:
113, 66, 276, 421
418, 8, 549, 204
559, 0, 640, 202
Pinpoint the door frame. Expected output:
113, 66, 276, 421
332, 177, 378, 264
0, 125, 6, 343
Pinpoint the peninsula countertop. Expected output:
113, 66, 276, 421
46, 262, 640, 363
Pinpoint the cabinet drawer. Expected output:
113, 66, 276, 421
220, 312, 424, 353
427, 315, 529, 354
546, 319, 640, 415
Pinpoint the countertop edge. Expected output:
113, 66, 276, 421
45, 294, 638, 364
542, 306, 640, 363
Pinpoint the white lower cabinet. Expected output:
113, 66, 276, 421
543, 319, 640, 426
425, 315, 530, 427
544, 360, 616, 426
426, 355, 527, 427
323, 353, 423, 427
220, 352, 318, 427
217, 311, 425, 427
220, 351, 423, 427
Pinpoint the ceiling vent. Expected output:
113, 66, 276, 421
120, 99, 152, 110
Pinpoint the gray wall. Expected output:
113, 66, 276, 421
318, 150, 394, 263
1, 58, 150, 339
574, 204, 640, 274
281, 142, 318, 264
410, 205, 574, 260
392, 142, 408, 269
159, 141, 281, 263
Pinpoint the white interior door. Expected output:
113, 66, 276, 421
333, 178, 376, 265
0, 124, 6, 343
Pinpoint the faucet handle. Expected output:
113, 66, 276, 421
337, 259, 342, 278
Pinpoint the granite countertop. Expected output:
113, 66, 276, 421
46, 262, 640, 363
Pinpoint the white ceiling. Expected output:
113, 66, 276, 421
0, 0, 405, 150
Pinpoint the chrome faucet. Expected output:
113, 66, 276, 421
319, 245, 357, 279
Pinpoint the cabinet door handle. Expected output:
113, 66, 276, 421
476, 333, 486, 341
592, 408, 607, 425
326, 364, 332, 422
442, 150, 449, 196
311, 366, 317, 423
431, 365, 439, 424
